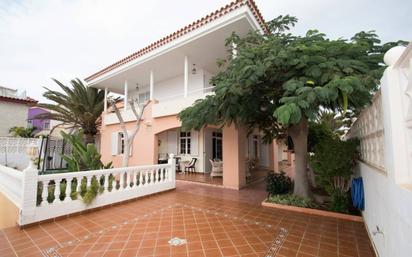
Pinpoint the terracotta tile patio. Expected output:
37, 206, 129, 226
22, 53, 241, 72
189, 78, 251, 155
175, 169, 268, 186
0, 181, 375, 257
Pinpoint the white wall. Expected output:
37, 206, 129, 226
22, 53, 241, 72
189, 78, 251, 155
0, 102, 28, 136
347, 45, 412, 257
356, 162, 412, 257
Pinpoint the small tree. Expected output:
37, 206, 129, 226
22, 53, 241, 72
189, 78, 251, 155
179, 15, 405, 197
9, 126, 37, 137
109, 97, 150, 167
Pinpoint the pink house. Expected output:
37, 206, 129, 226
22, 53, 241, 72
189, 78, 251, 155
85, 0, 290, 189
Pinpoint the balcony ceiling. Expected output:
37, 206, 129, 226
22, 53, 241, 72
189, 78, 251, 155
89, 15, 258, 94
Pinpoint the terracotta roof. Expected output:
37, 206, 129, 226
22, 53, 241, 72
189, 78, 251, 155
0, 95, 38, 106
84, 0, 268, 82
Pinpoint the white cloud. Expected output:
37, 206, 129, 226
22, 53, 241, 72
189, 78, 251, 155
0, 0, 410, 102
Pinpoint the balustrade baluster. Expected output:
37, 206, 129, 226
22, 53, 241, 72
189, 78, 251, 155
86, 176, 91, 188
119, 172, 124, 190
145, 170, 149, 185
150, 169, 154, 185
126, 170, 131, 189
133, 171, 137, 188
54, 180, 61, 203
64, 178, 72, 202
41, 181, 49, 206
139, 171, 143, 187
154, 169, 158, 184
76, 177, 81, 194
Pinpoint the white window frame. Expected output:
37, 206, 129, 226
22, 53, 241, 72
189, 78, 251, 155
179, 131, 191, 155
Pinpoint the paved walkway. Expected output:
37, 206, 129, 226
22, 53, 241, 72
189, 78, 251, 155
0, 181, 375, 257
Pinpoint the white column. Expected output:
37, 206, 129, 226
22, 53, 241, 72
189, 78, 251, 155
184, 56, 188, 98
150, 70, 154, 100
124, 80, 128, 110
19, 162, 38, 225
104, 87, 108, 112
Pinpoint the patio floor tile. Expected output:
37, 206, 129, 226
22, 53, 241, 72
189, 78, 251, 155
0, 181, 375, 257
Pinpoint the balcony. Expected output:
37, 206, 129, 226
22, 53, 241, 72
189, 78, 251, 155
152, 86, 214, 118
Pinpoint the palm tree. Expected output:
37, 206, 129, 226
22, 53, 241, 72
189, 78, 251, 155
314, 110, 348, 136
36, 79, 104, 144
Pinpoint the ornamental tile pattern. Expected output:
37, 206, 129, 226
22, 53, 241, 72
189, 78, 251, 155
0, 181, 375, 257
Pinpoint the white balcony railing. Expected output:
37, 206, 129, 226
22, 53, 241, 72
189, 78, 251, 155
0, 155, 176, 226
152, 86, 214, 118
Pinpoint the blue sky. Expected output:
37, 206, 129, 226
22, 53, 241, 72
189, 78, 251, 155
0, 0, 410, 102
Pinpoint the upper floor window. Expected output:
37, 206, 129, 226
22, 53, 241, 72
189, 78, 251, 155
180, 131, 191, 155
138, 92, 150, 103
119, 132, 125, 154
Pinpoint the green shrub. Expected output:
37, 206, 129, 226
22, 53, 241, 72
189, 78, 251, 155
265, 171, 292, 196
309, 137, 359, 213
61, 131, 112, 172
330, 190, 349, 213
267, 194, 316, 208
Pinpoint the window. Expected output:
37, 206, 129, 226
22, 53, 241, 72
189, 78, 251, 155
44, 120, 50, 130
27, 120, 33, 128
212, 131, 222, 160
119, 132, 125, 154
138, 91, 150, 103
180, 131, 191, 154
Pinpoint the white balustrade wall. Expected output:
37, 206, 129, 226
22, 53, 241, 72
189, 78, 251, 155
347, 44, 412, 257
347, 91, 385, 171
0, 155, 176, 226
0, 137, 41, 170
0, 164, 23, 208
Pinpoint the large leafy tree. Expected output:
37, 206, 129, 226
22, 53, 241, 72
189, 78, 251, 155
37, 79, 105, 144
179, 15, 405, 197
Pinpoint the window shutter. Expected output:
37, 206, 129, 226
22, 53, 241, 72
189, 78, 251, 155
111, 132, 118, 155
191, 130, 199, 155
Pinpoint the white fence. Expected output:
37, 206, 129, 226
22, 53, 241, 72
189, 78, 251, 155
346, 45, 412, 257
0, 155, 176, 226
347, 91, 385, 171
0, 137, 41, 170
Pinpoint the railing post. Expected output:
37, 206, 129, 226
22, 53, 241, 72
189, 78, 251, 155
168, 154, 176, 186
19, 161, 38, 225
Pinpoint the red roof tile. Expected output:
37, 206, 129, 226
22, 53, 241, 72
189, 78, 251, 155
0, 95, 38, 106
84, 0, 268, 82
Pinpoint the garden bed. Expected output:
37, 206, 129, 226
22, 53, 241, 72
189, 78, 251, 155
262, 198, 363, 222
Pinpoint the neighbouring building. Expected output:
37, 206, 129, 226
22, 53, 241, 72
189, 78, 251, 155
27, 107, 68, 137
85, 0, 290, 189
28, 107, 50, 134
0, 86, 37, 136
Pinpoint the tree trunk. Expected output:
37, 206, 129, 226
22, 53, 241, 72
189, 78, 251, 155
289, 117, 310, 198
84, 133, 95, 145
